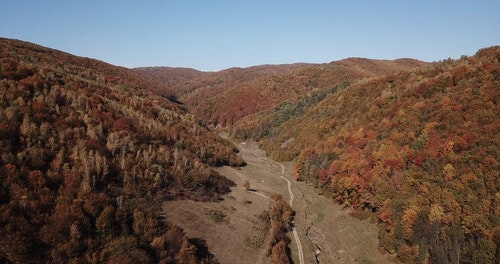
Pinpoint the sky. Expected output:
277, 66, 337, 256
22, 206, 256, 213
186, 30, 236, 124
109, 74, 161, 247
1, 1, 499, 71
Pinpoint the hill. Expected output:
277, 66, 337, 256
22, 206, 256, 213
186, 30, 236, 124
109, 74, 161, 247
134, 63, 312, 98
133, 66, 209, 98
255, 48, 500, 263
160, 45, 499, 263
173, 58, 427, 128
0, 38, 244, 263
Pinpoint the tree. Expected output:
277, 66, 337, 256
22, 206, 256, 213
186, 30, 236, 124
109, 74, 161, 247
271, 240, 291, 264
176, 237, 198, 264
318, 168, 329, 185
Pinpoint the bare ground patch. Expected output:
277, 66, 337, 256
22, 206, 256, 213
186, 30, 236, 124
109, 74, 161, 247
163, 152, 286, 264
163, 141, 395, 264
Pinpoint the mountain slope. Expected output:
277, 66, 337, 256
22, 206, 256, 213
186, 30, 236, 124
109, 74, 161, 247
132, 43, 500, 262
133, 66, 209, 98
164, 59, 427, 128
264, 47, 499, 263
0, 38, 243, 263
135, 63, 312, 98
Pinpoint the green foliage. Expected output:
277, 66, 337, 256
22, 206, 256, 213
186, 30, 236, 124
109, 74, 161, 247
205, 209, 227, 224
471, 238, 496, 264
233, 82, 350, 143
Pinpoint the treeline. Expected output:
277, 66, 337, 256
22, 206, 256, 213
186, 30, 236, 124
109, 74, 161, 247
0, 38, 244, 263
133, 66, 208, 99
241, 47, 499, 263
260, 194, 294, 264
138, 58, 426, 128
186, 59, 425, 128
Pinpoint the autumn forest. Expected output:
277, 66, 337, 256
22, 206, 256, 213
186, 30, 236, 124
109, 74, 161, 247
1, 37, 499, 263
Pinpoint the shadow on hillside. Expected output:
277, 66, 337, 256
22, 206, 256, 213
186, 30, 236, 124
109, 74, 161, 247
189, 238, 216, 260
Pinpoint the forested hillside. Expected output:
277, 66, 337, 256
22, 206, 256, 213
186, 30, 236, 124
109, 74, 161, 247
3, 36, 497, 264
184, 58, 424, 127
173, 59, 426, 128
253, 48, 499, 263
133, 66, 209, 99
0, 38, 244, 263
135, 63, 311, 98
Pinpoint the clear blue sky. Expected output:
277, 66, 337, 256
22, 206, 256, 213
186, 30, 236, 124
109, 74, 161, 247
1, 1, 499, 71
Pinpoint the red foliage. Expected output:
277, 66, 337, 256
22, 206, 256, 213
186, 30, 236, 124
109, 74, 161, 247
28, 170, 46, 188
318, 168, 329, 185
263, 46, 500, 261
155, 58, 427, 128
412, 154, 424, 167
383, 159, 405, 171
112, 116, 132, 132
380, 207, 393, 230
0, 37, 241, 263
87, 138, 107, 155
293, 163, 301, 181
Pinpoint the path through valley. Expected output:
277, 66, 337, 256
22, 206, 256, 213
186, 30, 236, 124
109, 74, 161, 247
240, 147, 304, 264
163, 140, 394, 264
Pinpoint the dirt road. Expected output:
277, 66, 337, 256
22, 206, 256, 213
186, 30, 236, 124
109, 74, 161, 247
163, 140, 394, 264
240, 147, 304, 264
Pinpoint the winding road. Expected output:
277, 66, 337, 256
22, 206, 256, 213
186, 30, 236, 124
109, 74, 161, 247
163, 136, 390, 263
240, 145, 304, 264
277, 163, 304, 264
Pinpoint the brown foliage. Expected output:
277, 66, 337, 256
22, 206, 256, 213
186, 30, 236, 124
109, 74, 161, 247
259, 46, 500, 262
0, 37, 239, 263
265, 195, 293, 264
138, 59, 426, 129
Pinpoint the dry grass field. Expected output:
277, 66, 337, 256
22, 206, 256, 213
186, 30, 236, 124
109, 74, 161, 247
163, 140, 395, 264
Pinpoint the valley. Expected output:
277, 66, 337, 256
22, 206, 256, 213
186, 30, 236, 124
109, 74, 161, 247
163, 139, 393, 264
1, 38, 498, 263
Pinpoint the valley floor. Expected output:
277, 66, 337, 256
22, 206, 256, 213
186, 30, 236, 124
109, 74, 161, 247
163, 140, 395, 264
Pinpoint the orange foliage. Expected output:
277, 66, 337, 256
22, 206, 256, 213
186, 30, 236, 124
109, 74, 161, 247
228, 46, 500, 261
147, 58, 426, 129
380, 206, 393, 230
0, 37, 237, 263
